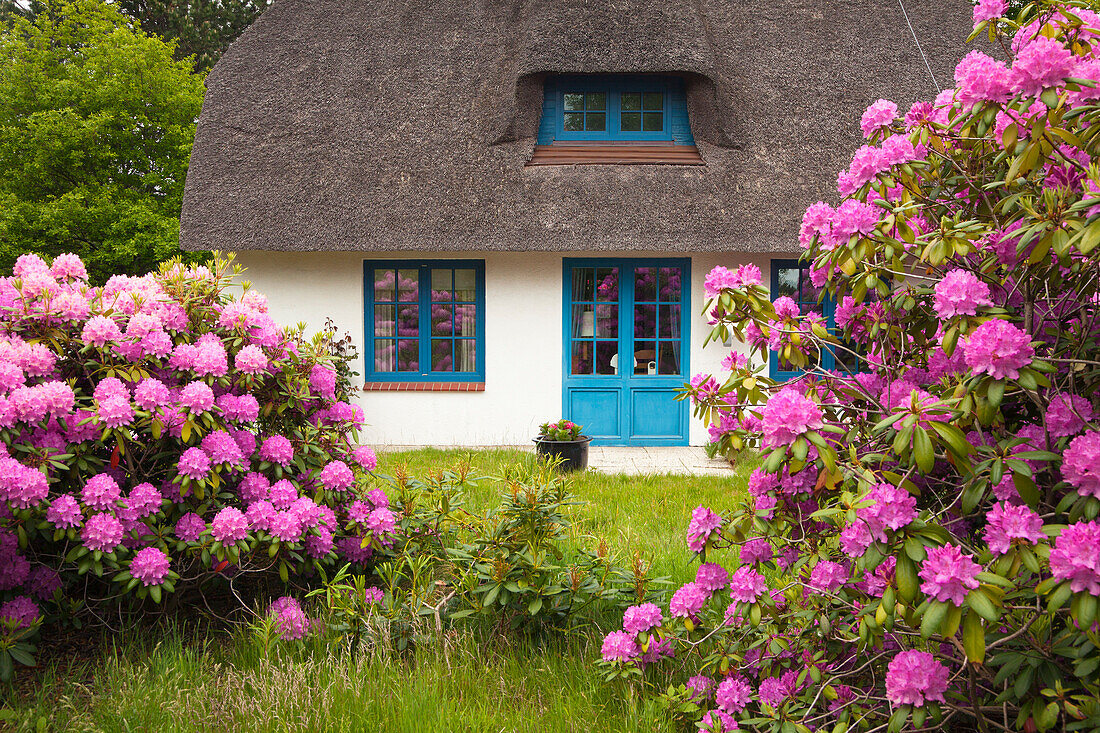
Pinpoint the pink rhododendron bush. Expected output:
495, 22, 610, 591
0, 253, 386, 679
599, 3, 1100, 731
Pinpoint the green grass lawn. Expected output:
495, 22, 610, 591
3, 449, 753, 733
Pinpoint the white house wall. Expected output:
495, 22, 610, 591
233, 251, 788, 446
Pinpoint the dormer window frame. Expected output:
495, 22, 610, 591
553, 75, 673, 143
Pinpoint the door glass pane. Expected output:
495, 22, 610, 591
659, 267, 681, 301
776, 268, 799, 298
586, 112, 606, 131
621, 112, 641, 132
643, 93, 664, 110
396, 340, 419, 372
585, 93, 606, 110
595, 341, 617, 375
564, 112, 584, 131
564, 93, 584, 111
595, 268, 619, 301
431, 340, 453, 372
431, 303, 453, 336
374, 269, 396, 302
456, 340, 476, 373
374, 305, 394, 337
572, 304, 595, 338
430, 268, 452, 300
633, 341, 657, 375
396, 305, 418, 338
621, 93, 641, 111
397, 269, 418, 302
573, 268, 594, 302
643, 112, 663, 131
455, 304, 477, 337
454, 269, 476, 302
571, 342, 593, 375
635, 304, 656, 339
635, 267, 657, 301
374, 340, 395, 372
658, 342, 681, 375
659, 304, 680, 339
595, 304, 618, 338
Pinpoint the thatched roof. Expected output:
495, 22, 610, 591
181, 0, 973, 254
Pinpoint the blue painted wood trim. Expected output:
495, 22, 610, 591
768, 258, 840, 381
537, 75, 691, 145
363, 259, 486, 382
562, 257, 692, 446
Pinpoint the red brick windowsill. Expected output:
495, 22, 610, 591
362, 382, 485, 392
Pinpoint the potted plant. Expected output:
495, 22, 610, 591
533, 419, 591, 472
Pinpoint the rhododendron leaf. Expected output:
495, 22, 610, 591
149, 585, 162, 604
1070, 592, 1097, 628
913, 428, 935, 473
896, 554, 918, 602
887, 707, 908, 733
967, 588, 999, 622
921, 600, 947, 638
1013, 474, 1041, 508
987, 379, 1006, 408
963, 610, 986, 663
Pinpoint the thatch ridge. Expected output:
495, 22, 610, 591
181, 0, 973, 253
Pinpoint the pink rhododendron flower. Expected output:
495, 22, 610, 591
1009, 34, 1078, 97
210, 507, 248, 543
809, 561, 847, 593
695, 562, 729, 591
760, 387, 823, 449
973, 0, 1006, 25
81, 474, 121, 511
728, 567, 767, 603
1047, 394, 1093, 439
700, 710, 739, 732
886, 650, 949, 705
46, 494, 82, 529
130, 546, 170, 586
1049, 520, 1100, 594
686, 675, 714, 701
600, 630, 639, 662
179, 381, 215, 414
962, 319, 1034, 380
82, 512, 124, 552
669, 581, 709, 618
860, 99, 897, 137
270, 510, 302, 542
246, 499, 276, 531
319, 460, 354, 491
366, 507, 396, 536
955, 50, 1012, 107
1062, 431, 1100, 499
622, 602, 663, 635
934, 270, 993, 319
309, 364, 337, 400
984, 502, 1045, 555
259, 435, 294, 465
238, 472, 271, 503
0, 596, 39, 629
270, 596, 310, 640
49, 253, 87, 281
919, 544, 981, 605
716, 676, 752, 713
133, 378, 171, 410
234, 344, 269, 374
177, 447, 211, 479
81, 316, 121, 347
351, 445, 378, 471
201, 430, 245, 467
687, 505, 723, 553
269, 480, 298, 510
739, 537, 773, 565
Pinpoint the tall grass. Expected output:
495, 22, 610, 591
3, 449, 752, 733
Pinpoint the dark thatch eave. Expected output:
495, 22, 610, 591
181, 0, 974, 254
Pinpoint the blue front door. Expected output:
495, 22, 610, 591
562, 258, 690, 446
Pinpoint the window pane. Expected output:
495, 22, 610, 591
595, 268, 618, 301
642, 112, 663, 131
564, 93, 584, 111
397, 269, 418, 302
659, 267, 681, 301
595, 304, 618, 338
431, 302, 453, 336
634, 304, 656, 339
396, 340, 419, 372
374, 305, 394, 337
564, 112, 584, 131
456, 340, 476, 373
658, 342, 681, 375
635, 267, 657, 301
573, 267, 595, 302
633, 341, 656, 375
455, 304, 477, 337
659, 304, 680, 339
374, 340, 395, 372
585, 92, 606, 110
454, 269, 476, 302
643, 92, 664, 110
776, 268, 799, 298
585, 112, 606, 131
621, 112, 641, 132
431, 340, 453, 372
621, 93, 641, 111
430, 268, 452, 300
595, 341, 617, 375
571, 341, 593, 375
396, 305, 418, 338
572, 304, 595, 338
374, 269, 395, 302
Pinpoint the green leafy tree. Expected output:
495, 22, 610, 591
116, 0, 269, 72
0, 0, 206, 283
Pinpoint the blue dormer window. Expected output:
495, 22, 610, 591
535, 74, 697, 151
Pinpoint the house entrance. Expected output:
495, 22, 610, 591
562, 258, 690, 446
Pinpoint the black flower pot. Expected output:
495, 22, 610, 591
533, 436, 592, 472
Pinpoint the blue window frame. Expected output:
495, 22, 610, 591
769, 259, 860, 381
537, 75, 695, 145
363, 260, 485, 382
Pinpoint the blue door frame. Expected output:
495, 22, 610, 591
562, 258, 691, 446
